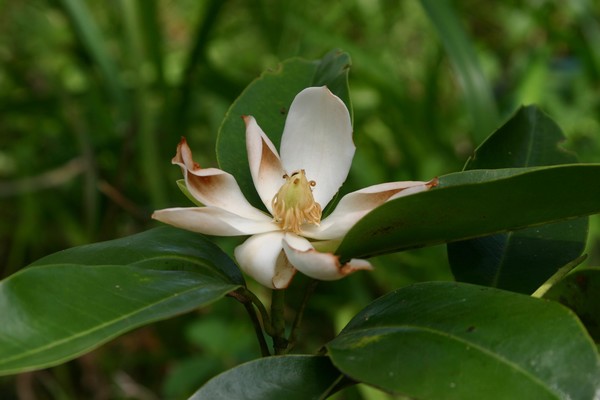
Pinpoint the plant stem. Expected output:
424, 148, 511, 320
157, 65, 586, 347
288, 279, 318, 349
228, 288, 271, 357
241, 288, 274, 336
241, 301, 271, 357
270, 289, 288, 355
232, 287, 274, 336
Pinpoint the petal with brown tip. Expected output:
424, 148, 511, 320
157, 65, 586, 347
282, 233, 372, 281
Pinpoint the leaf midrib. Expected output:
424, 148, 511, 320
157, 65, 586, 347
331, 324, 561, 399
0, 268, 238, 373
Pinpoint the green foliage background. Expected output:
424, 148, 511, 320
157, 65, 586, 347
1, 1, 599, 398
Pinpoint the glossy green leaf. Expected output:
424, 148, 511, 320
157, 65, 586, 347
216, 50, 351, 210
448, 106, 588, 293
327, 282, 600, 400
190, 355, 343, 400
464, 106, 578, 169
31, 226, 244, 285
544, 267, 600, 342
0, 227, 242, 375
337, 164, 600, 261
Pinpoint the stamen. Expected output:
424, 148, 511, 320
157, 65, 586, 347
272, 170, 322, 233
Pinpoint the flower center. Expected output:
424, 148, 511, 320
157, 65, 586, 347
271, 169, 322, 233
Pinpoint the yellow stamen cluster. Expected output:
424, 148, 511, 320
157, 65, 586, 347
272, 169, 322, 233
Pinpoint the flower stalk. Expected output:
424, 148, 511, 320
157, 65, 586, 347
228, 288, 273, 356
288, 279, 319, 349
270, 289, 288, 355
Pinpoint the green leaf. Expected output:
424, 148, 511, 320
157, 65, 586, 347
327, 282, 600, 400
0, 227, 242, 375
190, 355, 343, 400
448, 106, 588, 294
32, 226, 244, 285
216, 50, 351, 210
420, 0, 499, 141
464, 106, 577, 169
544, 267, 600, 342
57, 0, 128, 110
337, 164, 600, 261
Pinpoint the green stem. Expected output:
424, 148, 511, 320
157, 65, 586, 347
228, 288, 271, 357
270, 289, 288, 355
236, 287, 274, 336
531, 254, 587, 298
242, 301, 270, 357
288, 280, 318, 350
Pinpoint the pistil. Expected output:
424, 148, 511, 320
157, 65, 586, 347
272, 169, 322, 233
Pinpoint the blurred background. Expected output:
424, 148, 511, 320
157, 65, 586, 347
1, 0, 599, 398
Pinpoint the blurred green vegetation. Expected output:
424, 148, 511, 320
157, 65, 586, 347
1, 0, 599, 398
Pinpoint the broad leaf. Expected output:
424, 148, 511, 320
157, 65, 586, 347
327, 282, 600, 400
216, 49, 351, 210
190, 355, 343, 400
544, 267, 600, 342
448, 106, 588, 293
463, 106, 577, 169
31, 226, 244, 285
0, 227, 242, 375
337, 164, 600, 260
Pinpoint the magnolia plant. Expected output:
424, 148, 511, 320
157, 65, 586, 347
153, 86, 437, 289
0, 51, 599, 399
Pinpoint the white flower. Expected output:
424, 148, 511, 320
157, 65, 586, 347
153, 86, 437, 289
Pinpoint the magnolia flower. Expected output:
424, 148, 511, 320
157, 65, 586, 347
153, 86, 437, 289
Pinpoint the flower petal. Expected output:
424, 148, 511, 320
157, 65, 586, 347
234, 232, 296, 289
282, 234, 372, 281
173, 137, 267, 220
244, 115, 286, 213
279, 86, 355, 208
389, 177, 439, 200
302, 178, 439, 240
152, 207, 276, 236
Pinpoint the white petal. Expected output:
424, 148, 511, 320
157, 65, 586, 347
173, 138, 267, 220
244, 115, 286, 213
152, 207, 276, 236
388, 178, 438, 200
234, 232, 296, 289
282, 234, 372, 281
302, 179, 438, 240
280, 86, 354, 208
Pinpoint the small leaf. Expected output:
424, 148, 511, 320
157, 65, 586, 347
448, 106, 588, 294
337, 165, 600, 261
327, 282, 600, 400
544, 267, 600, 342
190, 355, 343, 400
216, 50, 351, 210
0, 227, 242, 375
